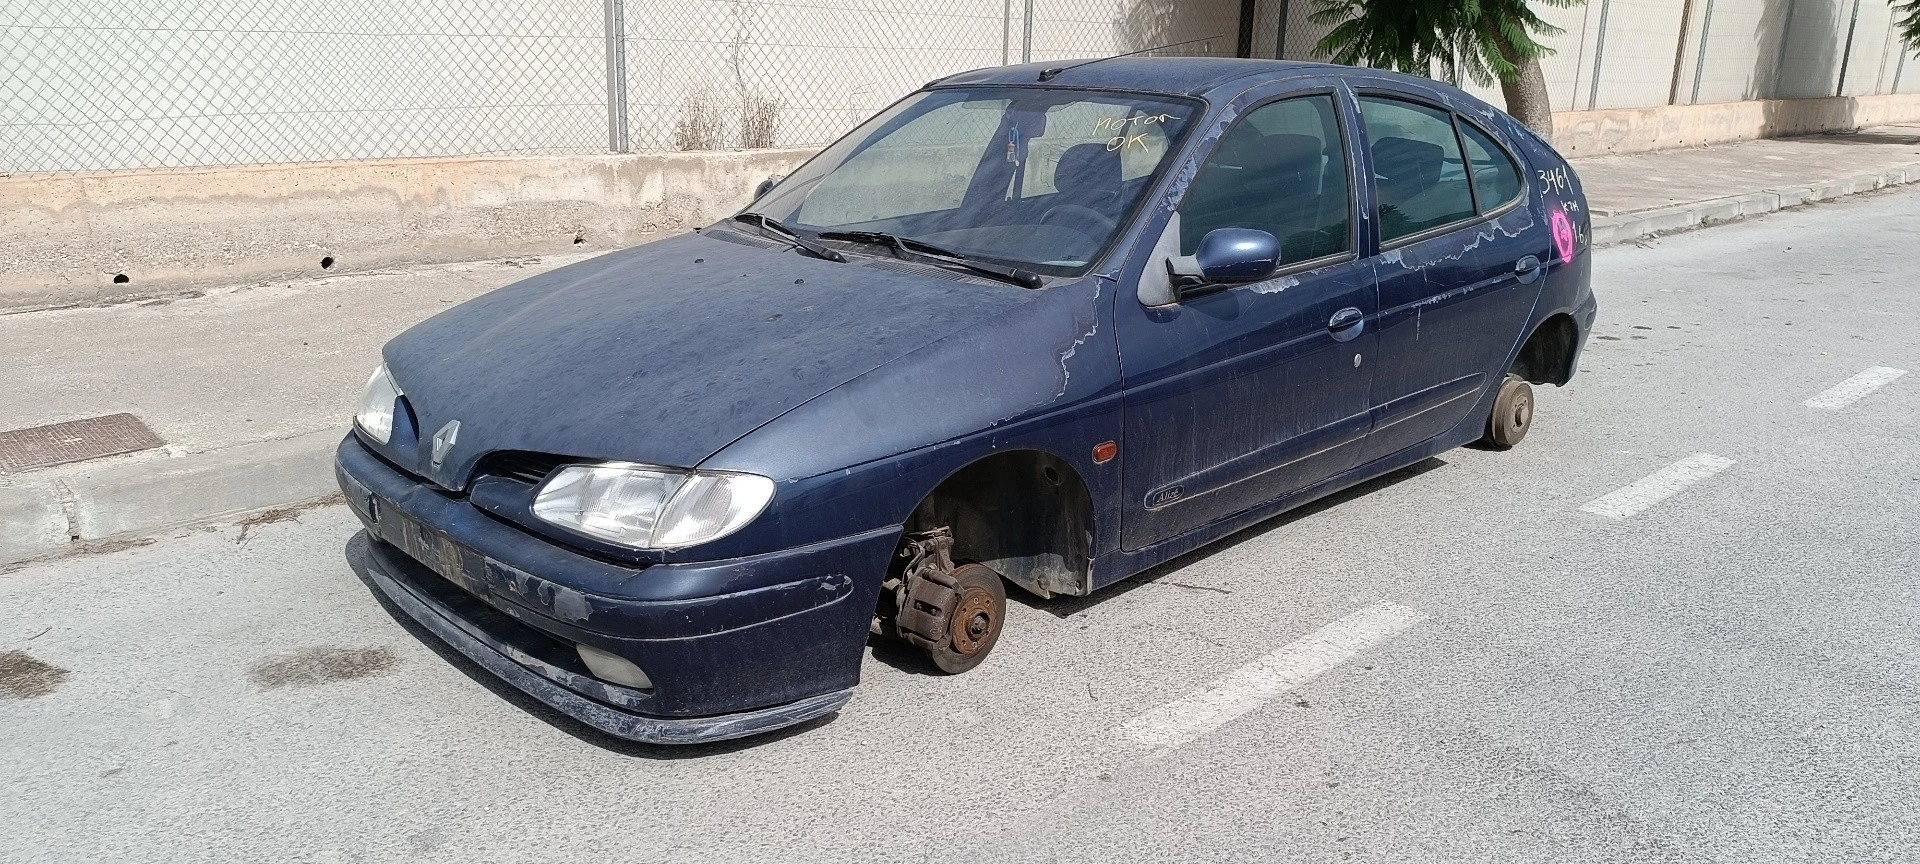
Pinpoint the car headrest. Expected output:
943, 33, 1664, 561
1372, 136, 1443, 192
1055, 143, 1123, 198
1263, 133, 1325, 168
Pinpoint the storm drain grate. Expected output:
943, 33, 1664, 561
0, 413, 164, 474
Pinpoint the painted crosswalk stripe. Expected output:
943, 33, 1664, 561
1118, 601, 1426, 753
1804, 367, 1908, 410
1580, 453, 1734, 520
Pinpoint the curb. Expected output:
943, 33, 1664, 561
1, 430, 341, 568
1591, 163, 1920, 247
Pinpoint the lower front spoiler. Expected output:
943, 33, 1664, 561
363, 543, 853, 746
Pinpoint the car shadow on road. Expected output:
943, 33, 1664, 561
340, 532, 839, 759
1023, 456, 1450, 620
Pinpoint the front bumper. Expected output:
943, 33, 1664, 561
335, 434, 899, 744
361, 541, 852, 743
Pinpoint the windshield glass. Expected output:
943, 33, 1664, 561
748, 87, 1201, 275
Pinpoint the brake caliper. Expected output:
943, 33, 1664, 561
882, 527, 962, 651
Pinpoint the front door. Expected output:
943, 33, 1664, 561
1354, 93, 1547, 462
1116, 87, 1377, 551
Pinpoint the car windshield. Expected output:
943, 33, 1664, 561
747, 87, 1201, 276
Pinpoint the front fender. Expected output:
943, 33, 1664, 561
682, 277, 1128, 560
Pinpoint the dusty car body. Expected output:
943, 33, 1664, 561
335, 58, 1595, 744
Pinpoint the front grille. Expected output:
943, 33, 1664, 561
475, 451, 572, 485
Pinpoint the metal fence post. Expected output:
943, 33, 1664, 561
1772, 0, 1799, 99
1002, 0, 1012, 65
1588, 0, 1613, 110
1670, 0, 1697, 105
1273, 0, 1291, 59
1689, 0, 1717, 104
1567, 0, 1594, 112
1021, 0, 1033, 63
1836, 0, 1864, 97
604, 0, 630, 153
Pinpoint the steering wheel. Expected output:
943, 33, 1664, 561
1040, 203, 1118, 239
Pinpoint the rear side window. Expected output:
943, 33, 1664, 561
1459, 121, 1523, 211
1178, 94, 1351, 266
1358, 96, 1475, 244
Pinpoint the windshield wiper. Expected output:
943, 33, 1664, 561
731, 212, 846, 263
815, 230, 1043, 290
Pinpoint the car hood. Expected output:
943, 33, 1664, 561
381, 231, 1039, 488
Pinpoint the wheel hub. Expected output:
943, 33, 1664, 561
1512, 395, 1532, 428
948, 587, 997, 656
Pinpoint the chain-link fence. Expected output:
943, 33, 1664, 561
0, 0, 1242, 173
611, 0, 1240, 153
4, 0, 1918, 174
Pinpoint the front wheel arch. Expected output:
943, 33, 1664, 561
902, 449, 1094, 599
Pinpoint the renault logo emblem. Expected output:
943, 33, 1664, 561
430, 419, 461, 468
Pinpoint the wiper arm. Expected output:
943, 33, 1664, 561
816, 231, 1043, 290
731, 212, 846, 263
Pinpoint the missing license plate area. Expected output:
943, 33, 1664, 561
385, 507, 487, 595
0, 413, 164, 474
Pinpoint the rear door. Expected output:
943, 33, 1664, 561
1354, 92, 1545, 463
1115, 83, 1376, 550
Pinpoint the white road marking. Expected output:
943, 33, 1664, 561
1118, 601, 1427, 753
1804, 367, 1908, 410
1580, 453, 1735, 520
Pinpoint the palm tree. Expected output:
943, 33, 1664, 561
1309, 0, 1579, 135
1897, 1, 1920, 43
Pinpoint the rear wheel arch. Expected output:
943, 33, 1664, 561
903, 449, 1095, 599
1511, 312, 1581, 386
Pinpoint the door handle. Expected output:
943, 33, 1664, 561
1327, 306, 1365, 342
1514, 255, 1543, 284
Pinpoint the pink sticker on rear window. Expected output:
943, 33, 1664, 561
1550, 208, 1575, 262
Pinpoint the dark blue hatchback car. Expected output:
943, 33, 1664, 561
336, 58, 1595, 744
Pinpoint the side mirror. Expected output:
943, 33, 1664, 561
1167, 228, 1280, 289
753, 174, 783, 201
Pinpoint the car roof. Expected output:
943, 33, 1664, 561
932, 56, 1437, 99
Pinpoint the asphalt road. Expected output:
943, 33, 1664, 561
5, 188, 1918, 863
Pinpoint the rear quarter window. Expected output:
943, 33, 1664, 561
1459, 121, 1523, 211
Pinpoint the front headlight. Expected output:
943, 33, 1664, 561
355, 364, 403, 444
530, 463, 775, 550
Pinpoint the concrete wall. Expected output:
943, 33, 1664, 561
1548, 91, 1920, 156
0, 148, 813, 311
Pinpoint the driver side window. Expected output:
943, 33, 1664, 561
1178, 94, 1351, 266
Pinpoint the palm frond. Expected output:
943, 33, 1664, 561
1312, 0, 1582, 84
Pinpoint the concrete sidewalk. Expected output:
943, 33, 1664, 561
1580, 123, 1920, 243
5, 126, 1920, 567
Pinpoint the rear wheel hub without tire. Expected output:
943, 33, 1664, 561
1482, 374, 1535, 450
